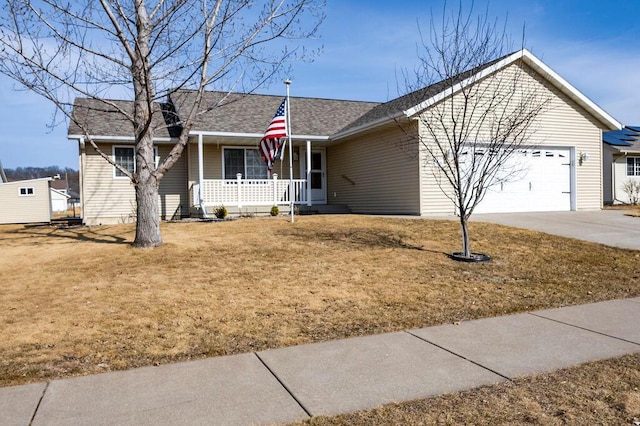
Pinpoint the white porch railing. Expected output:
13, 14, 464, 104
192, 173, 308, 207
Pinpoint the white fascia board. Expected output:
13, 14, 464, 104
403, 51, 524, 118
189, 131, 329, 141
189, 131, 263, 138
0, 177, 53, 185
520, 49, 622, 131
67, 134, 175, 143
402, 48, 622, 131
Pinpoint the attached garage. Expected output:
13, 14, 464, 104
473, 147, 573, 214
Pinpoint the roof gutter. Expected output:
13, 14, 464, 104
188, 130, 330, 142
67, 134, 175, 142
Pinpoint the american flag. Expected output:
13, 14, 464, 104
259, 98, 287, 173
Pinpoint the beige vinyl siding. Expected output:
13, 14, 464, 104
0, 179, 51, 224
327, 124, 421, 214
419, 62, 605, 215
83, 143, 189, 225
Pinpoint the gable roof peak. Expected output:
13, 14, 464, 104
334, 48, 620, 139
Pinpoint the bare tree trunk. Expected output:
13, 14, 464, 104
0, 0, 325, 248
134, 169, 162, 248
459, 215, 471, 257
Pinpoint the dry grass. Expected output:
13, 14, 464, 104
297, 353, 640, 425
604, 204, 640, 217
1, 215, 639, 388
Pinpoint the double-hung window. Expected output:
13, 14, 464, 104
19, 187, 34, 196
627, 157, 640, 177
113, 146, 135, 178
113, 146, 158, 178
223, 148, 268, 179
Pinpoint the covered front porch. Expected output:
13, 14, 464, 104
192, 174, 309, 210
188, 134, 327, 215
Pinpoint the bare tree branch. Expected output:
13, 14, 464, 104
0, 0, 325, 247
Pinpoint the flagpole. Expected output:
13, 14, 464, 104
285, 79, 294, 223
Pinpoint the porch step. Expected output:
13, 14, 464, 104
298, 204, 351, 215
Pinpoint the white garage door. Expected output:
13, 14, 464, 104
472, 148, 572, 214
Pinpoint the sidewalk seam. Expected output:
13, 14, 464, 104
253, 352, 312, 419
403, 330, 513, 381
527, 312, 640, 347
28, 381, 49, 426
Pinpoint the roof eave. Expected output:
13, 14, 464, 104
68, 134, 176, 142
402, 49, 622, 131
520, 50, 622, 131
403, 50, 525, 118
188, 130, 330, 141
331, 112, 408, 141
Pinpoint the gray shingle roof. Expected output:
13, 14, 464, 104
67, 52, 518, 140
169, 90, 379, 137
68, 98, 174, 138
338, 53, 511, 134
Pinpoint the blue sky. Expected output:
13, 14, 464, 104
1, 0, 639, 169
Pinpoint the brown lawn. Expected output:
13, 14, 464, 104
1, 215, 639, 389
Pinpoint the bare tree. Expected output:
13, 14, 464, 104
406, 4, 550, 260
0, 0, 324, 247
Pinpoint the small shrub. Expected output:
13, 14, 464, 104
213, 205, 227, 219
622, 179, 640, 205
270, 205, 279, 216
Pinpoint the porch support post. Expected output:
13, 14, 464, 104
236, 173, 243, 208
272, 173, 279, 206
197, 133, 208, 218
306, 140, 312, 206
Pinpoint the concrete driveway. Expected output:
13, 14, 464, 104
470, 210, 640, 250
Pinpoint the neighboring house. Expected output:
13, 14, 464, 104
602, 126, 640, 204
50, 179, 71, 212
68, 49, 621, 225
0, 178, 52, 224
50, 188, 71, 212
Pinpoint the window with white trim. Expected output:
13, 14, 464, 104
19, 187, 34, 196
113, 146, 159, 178
223, 148, 268, 179
627, 157, 640, 176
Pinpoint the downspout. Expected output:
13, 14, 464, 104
611, 154, 618, 204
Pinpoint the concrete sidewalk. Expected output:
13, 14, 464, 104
3, 298, 640, 425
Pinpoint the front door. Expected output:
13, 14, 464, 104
300, 148, 326, 203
